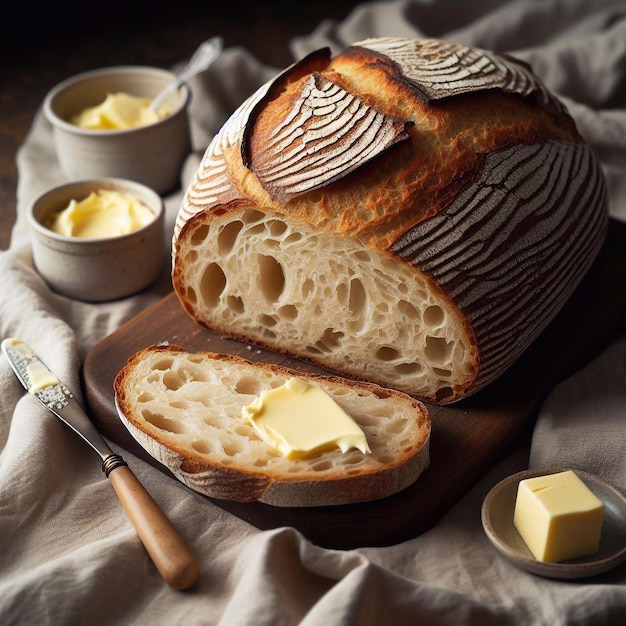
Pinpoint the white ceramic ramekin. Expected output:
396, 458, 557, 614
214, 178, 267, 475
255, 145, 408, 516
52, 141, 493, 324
43, 66, 191, 195
29, 178, 165, 302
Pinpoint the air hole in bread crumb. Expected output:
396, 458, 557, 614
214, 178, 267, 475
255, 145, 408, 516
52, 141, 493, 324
376, 346, 401, 361
394, 362, 422, 375
246, 223, 265, 236
435, 386, 454, 402
398, 299, 419, 320
424, 305, 445, 327
336, 282, 348, 304
143, 410, 188, 434
277, 304, 298, 320
185, 286, 198, 306
163, 371, 185, 391
346, 468, 364, 475
284, 232, 302, 244
433, 367, 452, 377
302, 279, 314, 297
424, 336, 452, 363
268, 220, 288, 237
235, 425, 252, 437
152, 358, 174, 371
319, 328, 343, 350
311, 461, 333, 472
235, 376, 262, 396
343, 455, 364, 465
387, 421, 407, 435
259, 314, 277, 328
191, 440, 211, 454
171, 400, 193, 410
200, 262, 226, 308
257, 254, 284, 303
348, 278, 366, 315
241, 209, 264, 224
217, 220, 243, 254
227, 295, 244, 313
222, 440, 243, 456
190, 224, 209, 245
137, 391, 153, 402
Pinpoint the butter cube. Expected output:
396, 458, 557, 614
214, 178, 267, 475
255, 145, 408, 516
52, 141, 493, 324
513, 470, 604, 562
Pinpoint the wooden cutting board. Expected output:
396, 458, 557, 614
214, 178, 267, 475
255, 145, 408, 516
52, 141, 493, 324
82, 218, 626, 549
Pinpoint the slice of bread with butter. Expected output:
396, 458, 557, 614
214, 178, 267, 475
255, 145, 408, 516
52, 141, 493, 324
114, 344, 430, 507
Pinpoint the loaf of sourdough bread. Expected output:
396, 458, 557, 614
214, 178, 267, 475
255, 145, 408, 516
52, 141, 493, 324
114, 345, 431, 507
172, 37, 608, 404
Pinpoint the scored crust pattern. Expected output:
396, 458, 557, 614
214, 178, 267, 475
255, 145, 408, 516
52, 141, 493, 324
391, 140, 608, 389
172, 37, 608, 403
247, 72, 410, 204
356, 37, 564, 110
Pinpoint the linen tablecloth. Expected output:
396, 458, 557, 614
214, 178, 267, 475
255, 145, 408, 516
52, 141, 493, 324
2, 1, 626, 623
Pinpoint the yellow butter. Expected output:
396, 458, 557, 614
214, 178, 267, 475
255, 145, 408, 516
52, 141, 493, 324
71, 92, 172, 130
513, 470, 604, 562
242, 377, 371, 459
47, 190, 155, 239
26, 361, 59, 391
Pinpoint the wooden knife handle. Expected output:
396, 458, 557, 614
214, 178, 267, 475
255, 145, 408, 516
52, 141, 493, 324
107, 462, 200, 590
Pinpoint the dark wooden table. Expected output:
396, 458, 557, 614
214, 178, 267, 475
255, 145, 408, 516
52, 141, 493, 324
0, 0, 367, 250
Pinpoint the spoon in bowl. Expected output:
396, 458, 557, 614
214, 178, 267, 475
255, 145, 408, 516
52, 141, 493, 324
150, 35, 223, 111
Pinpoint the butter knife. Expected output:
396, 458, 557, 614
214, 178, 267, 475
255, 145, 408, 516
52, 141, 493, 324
1, 338, 199, 590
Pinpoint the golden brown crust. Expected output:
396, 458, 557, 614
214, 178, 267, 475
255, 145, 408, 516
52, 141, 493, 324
179, 39, 583, 250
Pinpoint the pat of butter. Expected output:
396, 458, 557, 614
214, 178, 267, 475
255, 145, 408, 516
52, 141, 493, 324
513, 470, 604, 562
71, 92, 171, 130
46, 190, 154, 239
242, 377, 371, 459
26, 361, 59, 391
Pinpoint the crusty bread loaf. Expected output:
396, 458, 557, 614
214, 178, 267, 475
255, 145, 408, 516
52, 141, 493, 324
172, 37, 608, 404
114, 345, 431, 507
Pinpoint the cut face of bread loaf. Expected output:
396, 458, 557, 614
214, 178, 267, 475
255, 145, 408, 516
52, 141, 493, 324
172, 37, 608, 404
114, 345, 431, 507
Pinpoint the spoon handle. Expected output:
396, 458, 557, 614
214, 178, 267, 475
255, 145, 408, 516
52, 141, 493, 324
151, 36, 223, 111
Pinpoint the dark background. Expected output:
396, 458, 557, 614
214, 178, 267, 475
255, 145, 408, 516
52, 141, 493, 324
0, 0, 371, 249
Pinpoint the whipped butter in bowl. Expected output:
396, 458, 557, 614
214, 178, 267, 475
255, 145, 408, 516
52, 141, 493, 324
45, 189, 156, 239
70, 92, 172, 130
29, 179, 165, 302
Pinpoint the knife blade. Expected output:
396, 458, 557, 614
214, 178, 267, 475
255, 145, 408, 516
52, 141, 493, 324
1, 337, 199, 590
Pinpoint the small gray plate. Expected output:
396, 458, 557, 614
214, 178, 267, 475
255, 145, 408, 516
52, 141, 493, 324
481, 467, 626, 579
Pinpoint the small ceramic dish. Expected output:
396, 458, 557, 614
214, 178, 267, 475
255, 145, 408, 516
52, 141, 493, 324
28, 178, 165, 302
481, 467, 626, 579
43, 66, 191, 195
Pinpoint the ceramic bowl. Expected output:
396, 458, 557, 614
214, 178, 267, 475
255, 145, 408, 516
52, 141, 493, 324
481, 467, 626, 579
28, 178, 165, 302
43, 66, 191, 195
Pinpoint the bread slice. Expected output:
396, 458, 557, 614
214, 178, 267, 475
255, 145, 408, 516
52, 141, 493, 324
172, 37, 608, 404
114, 345, 431, 507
